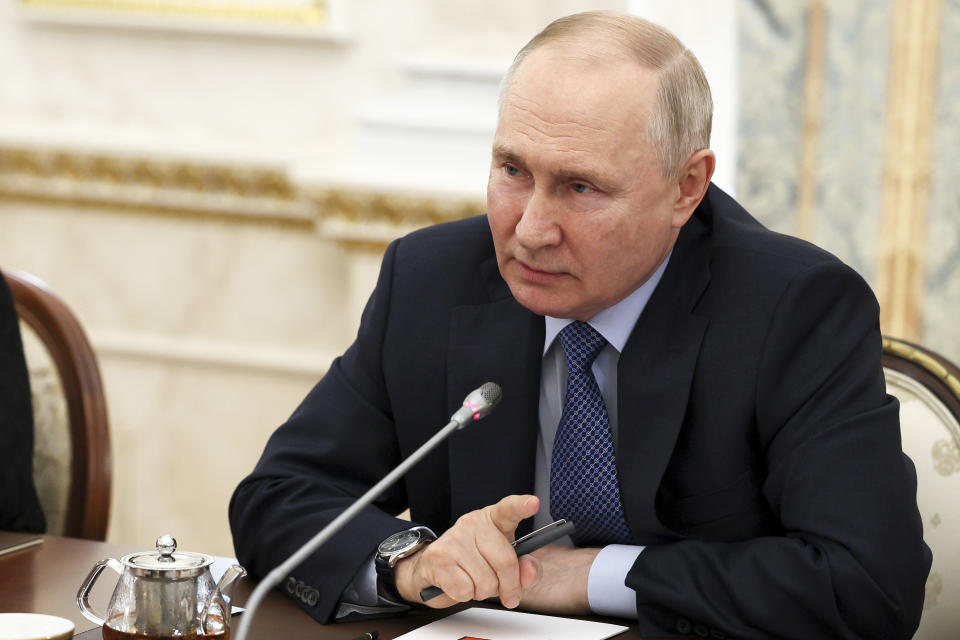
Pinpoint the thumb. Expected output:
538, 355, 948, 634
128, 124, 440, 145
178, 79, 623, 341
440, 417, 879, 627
488, 494, 540, 535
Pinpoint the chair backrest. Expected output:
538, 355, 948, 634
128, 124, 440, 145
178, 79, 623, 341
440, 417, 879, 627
882, 336, 960, 638
2, 269, 111, 540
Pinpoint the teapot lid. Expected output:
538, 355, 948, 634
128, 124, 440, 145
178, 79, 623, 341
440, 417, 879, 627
122, 535, 213, 577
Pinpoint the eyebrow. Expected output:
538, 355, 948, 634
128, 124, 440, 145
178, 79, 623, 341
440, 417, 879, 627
491, 144, 523, 166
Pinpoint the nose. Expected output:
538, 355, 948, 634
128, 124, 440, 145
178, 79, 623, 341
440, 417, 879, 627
515, 187, 561, 250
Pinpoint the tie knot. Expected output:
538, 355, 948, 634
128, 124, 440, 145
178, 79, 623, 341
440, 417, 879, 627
558, 321, 607, 372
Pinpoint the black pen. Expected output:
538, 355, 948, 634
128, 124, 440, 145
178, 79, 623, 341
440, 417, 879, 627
350, 632, 378, 640
418, 519, 576, 602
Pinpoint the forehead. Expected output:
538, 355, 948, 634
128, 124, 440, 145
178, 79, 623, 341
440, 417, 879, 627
496, 46, 659, 172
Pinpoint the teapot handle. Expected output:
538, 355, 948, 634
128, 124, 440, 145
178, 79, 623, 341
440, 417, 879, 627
200, 564, 246, 635
76, 558, 123, 626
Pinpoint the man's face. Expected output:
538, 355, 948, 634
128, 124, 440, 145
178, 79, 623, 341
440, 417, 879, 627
488, 47, 688, 321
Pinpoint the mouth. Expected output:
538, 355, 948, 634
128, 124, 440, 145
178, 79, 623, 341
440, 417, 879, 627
515, 259, 567, 283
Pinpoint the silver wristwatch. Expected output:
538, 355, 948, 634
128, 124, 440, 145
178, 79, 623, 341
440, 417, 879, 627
374, 526, 436, 602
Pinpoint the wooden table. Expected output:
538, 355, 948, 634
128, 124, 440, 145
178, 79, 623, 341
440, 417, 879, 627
0, 531, 649, 639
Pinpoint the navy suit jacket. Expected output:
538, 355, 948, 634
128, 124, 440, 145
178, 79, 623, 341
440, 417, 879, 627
230, 185, 930, 639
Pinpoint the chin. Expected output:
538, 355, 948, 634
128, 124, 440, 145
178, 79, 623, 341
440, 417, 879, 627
509, 286, 575, 319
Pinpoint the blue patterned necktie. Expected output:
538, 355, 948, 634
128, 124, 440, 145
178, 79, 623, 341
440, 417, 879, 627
549, 321, 632, 546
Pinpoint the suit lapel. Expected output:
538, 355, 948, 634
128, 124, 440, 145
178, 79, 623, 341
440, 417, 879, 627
617, 207, 712, 542
447, 256, 543, 534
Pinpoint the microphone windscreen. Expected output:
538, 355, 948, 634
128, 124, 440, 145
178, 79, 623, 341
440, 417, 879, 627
479, 382, 503, 407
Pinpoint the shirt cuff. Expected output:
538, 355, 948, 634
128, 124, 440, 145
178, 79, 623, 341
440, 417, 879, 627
335, 554, 409, 620
587, 544, 645, 618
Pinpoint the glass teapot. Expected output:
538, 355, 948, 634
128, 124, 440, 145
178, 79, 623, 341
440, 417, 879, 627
76, 535, 246, 639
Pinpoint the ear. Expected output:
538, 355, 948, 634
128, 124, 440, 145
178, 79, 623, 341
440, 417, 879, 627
671, 149, 715, 228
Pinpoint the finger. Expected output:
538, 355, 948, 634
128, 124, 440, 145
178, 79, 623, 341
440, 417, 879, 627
431, 563, 479, 603
518, 554, 541, 590
415, 525, 503, 603
488, 494, 540, 536
449, 546, 502, 601
473, 529, 523, 607
400, 539, 466, 606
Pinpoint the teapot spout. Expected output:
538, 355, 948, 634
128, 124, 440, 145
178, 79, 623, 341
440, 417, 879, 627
201, 564, 246, 634
216, 564, 247, 602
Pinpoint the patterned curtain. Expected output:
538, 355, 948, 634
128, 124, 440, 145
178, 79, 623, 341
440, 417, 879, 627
737, 0, 960, 364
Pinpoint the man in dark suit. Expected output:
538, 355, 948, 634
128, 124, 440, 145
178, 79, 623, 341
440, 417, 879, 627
230, 11, 930, 639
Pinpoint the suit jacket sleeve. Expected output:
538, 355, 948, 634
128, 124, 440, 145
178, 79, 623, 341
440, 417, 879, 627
229, 238, 415, 623
626, 261, 931, 640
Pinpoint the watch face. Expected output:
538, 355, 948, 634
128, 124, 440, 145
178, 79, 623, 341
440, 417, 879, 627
380, 530, 420, 555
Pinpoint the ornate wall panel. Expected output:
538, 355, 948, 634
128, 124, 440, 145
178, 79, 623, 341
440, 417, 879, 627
924, 0, 960, 367
815, 0, 890, 278
737, 1, 808, 234
876, 0, 943, 342
738, 0, 890, 278
739, 0, 959, 365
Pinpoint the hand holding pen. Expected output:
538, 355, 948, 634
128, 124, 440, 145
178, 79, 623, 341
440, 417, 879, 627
418, 519, 576, 602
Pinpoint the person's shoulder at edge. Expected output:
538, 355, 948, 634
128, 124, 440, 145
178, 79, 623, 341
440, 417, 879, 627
395, 214, 492, 252
389, 214, 498, 285
704, 184, 864, 282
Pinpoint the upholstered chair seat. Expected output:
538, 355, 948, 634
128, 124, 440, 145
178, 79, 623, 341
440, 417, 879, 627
883, 337, 960, 639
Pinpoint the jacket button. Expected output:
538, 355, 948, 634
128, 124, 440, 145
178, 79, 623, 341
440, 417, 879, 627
677, 618, 692, 634
694, 623, 709, 637
285, 576, 297, 594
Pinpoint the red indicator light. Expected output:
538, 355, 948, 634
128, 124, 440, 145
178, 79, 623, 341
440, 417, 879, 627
473, 413, 480, 420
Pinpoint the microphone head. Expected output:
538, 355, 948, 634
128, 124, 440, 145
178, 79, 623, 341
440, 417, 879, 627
477, 382, 503, 408
451, 382, 503, 427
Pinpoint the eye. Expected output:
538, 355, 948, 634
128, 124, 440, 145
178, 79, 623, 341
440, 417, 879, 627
570, 182, 595, 194
504, 164, 522, 177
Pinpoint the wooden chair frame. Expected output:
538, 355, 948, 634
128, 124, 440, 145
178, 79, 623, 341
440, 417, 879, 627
883, 336, 960, 419
3, 269, 111, 540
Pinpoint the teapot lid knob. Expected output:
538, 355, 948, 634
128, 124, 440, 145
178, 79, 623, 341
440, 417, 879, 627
156, 534, 177, 561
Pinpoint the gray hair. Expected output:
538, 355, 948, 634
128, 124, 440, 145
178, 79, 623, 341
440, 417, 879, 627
500, 11, 713, 179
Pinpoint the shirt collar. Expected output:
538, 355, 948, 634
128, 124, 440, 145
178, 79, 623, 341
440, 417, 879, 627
542, 251, 672, 355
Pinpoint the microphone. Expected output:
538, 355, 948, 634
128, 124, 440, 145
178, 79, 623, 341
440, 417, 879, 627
233, 383, 503, 640
449, 381, 503, 427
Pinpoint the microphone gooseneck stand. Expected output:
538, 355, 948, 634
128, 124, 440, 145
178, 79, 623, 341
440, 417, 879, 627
233, 383, 502, 640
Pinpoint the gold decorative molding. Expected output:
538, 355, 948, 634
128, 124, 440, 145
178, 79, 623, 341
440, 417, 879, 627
876, 0, 944, 340
308, 186, 484, 249
20, 0, 327, 24
0, 145, 315, 228
0, 144, 482, 248
796, 0, 826, 242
